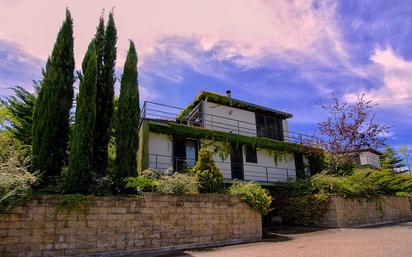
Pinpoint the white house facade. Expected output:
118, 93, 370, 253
138, 90, 320, 184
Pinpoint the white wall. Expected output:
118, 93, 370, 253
147, 132, 298, 182
359, 151, 381, 167
243, 148, 296, 182
148, 132, 173, 170
203, 140, 232, 179
203, 101, 257, 137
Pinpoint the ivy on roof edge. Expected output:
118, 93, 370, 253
147, 120, 323, 156
176, 91, 291, 119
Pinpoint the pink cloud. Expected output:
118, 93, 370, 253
0, 0, 345, 68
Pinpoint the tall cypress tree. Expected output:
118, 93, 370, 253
32, 9, 74, 184
115, 41, 139, 187
93, 12, 117, 175
64, 41, 97, 193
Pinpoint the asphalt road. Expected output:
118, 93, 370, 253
169, 222, 412, 257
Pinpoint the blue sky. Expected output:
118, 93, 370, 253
0, 0, 411, 152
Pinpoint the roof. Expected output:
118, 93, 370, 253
178, 91, 293, 119
345, 148, 383, 155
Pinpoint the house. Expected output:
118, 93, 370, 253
137, 90, 322, 184
352, 149, 382, 168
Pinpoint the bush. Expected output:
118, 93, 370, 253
190, 147, 224, 193
124, 176, 159, 194
228, 181, 272, 215
311, 168, 412, 198
311, 172, 378, 198
157, 173, 198, 195
0, 156, 37, 211
141, 168, 173, 179
278, 193, 330, 226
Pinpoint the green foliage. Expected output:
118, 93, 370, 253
0, 154, 37, 211
311, 168, 412, 198
89, 175, 113, 196
124, 176, 159, 194
64, 41, 97, 194
311, 172, 379, 198
148, 120, 322, 156
228, 181, 272, 215
157, 173, 198, 195
55, 194, 94, 216
278, 193, 330, 226
190, 147, 224, 193
270, 179, 331, 225
141, 168, 160, 179
381, 146, 404, 171
32, 9, 75, 184
3, 84, 38, 144
0, 132, 31, 163
308, 154, 326, 175
114, 41, 139, 190
93, 12, 117, 176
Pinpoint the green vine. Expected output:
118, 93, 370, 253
269, 149, 288, 166
148, 120, 322, 156
202, 139, 231, 161
55, 194, 94, 216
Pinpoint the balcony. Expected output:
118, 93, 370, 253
148, 154, 296, 183
141, 101, 319, 145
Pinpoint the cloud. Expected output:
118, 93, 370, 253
0, 0, 347, 69
345, 47, 412, 106
0, 39, 43, 96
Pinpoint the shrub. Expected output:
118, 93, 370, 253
89, 175, 114, 196
0, 156, 37, 211
157, 173, 198, 195
228, 181, 272, 215
124, 176, 159, 194
278, 193, 330, 226
55, 194, 94, 216
141, 168, 163, 179
190, 147, 224, 193
311, 173, 378, 198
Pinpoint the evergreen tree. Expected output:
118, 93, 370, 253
190, 147, 224, 193
64, 41, 97, 193
381, 146, 404, 171
4, 84, 39, 144
115, 41, 139, 188
32, 9, 74, 183
93, 12, 117, 176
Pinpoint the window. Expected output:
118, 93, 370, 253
255, 113, 284, 141
245, 145, 257, 163
185, 140, 197, 167
173, 137, 198, 171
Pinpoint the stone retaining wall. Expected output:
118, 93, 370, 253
317, 196, 412, 227
0, 194, 261, 257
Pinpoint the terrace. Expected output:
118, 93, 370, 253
141, 101, 319, 145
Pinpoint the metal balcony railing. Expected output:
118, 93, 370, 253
141, 101, 319, 145
148, 154, 296, 183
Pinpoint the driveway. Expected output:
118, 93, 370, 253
168, 222, 412, 257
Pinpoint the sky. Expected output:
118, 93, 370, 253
0, 0, 411, 154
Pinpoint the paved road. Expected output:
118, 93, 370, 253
170, 222, 412, 257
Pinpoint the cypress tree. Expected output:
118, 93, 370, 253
115, 41, 139, 188
93, 12, 117, 175
64, 41, 97, 193
32, 9, 74, 184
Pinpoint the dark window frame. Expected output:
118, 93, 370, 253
245, 145, 258, 163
